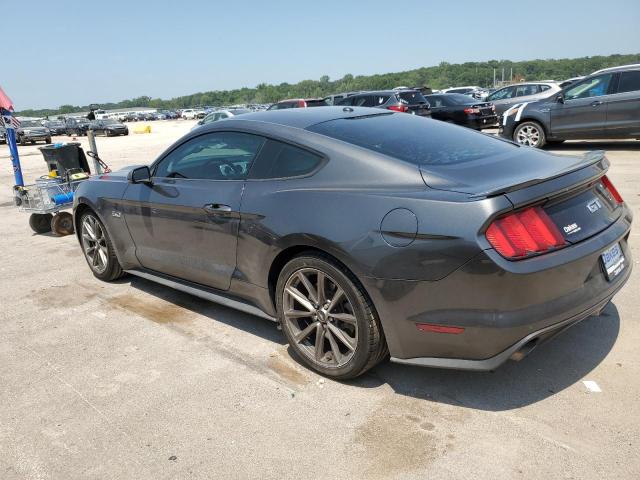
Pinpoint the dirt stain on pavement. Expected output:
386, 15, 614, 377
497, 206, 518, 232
266, 351, 310, 386
353, 396, 466, 478
108, 293, 193, 325
32, 285, 97, 309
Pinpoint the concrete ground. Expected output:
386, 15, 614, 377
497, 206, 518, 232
0, 120, 638, 479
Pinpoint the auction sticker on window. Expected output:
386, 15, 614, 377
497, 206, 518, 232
601, 242, 625, 281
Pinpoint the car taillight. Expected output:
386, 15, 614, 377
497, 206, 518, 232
464, 107, 480, 115
388, 104, 409, 112
486, 206, 566, 259
601, 175, 623, 203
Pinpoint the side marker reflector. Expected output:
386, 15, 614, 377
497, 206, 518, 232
416, 323, 465, 334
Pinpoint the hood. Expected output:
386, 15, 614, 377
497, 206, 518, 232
420, 149, 606, 198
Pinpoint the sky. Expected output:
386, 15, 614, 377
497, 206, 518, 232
3, 0, 639, 110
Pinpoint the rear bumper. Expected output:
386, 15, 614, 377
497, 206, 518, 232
362, 209, 632, 367
468, 115, 498, 129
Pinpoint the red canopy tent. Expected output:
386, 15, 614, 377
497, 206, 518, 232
0, 86, 14, 111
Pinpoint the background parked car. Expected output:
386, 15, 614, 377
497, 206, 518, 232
323, 92, 360, 105
500, 64, 640, 147
181, 108, 199, 119
268, 98, 329, 110
425, 93, 497, 129
0, 125, 6, 144
43, 120, 67, 135
192, 108, 251, 130
442, 86, 488, 100
15, 120, 51, 145
486, 82, 561, 115
338, 89, 431, 117
89, 119, 129, 137
64, 117, 90, 136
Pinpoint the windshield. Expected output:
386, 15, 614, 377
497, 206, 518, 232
21, 120, 40, 128
102, 119, 120, 125
307, 113, 517, 166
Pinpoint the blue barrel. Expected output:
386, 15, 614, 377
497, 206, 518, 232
52, 192, 74, 205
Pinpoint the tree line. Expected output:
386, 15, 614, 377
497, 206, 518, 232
16, 53, 640, 118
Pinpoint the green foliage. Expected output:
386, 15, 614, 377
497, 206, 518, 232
16, 53, 640, 117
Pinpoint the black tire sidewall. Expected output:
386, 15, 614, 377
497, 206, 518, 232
276, 255, 377, 379
29, 213, 53, 234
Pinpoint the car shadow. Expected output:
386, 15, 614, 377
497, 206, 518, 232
547, 140, 640, 152
356, 302, 620, 411
123, 274, 619, 411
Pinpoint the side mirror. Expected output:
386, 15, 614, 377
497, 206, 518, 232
556, 94, 565, 104
128, 166, 152, 185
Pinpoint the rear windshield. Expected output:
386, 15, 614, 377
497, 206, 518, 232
306, 99, 330, 107
307, 113, 517, 166
398, 91, 428, 104
445, 94, 476, 105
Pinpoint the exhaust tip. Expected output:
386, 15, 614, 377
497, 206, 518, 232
510, 338, 539, 362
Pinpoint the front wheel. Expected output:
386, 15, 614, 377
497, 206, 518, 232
45, 137, 52, 144
276, 254, 387, 380
513, 121, 546, 148
79, 211, 125, 281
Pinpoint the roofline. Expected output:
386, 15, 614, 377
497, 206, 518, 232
591, 63, 640, 75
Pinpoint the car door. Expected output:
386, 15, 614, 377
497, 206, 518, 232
550, 73, 614, 138
427, 96, 448, 121
604, 70, 640, 136
122, 131, 265, 290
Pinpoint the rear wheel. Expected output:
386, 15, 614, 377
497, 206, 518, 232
276, 254, 387, 380
29, 213, 53, 234
51, 212, 74, 236
79, 211, 125, 281
45, 137, 52, 144
513, 121, 546, 148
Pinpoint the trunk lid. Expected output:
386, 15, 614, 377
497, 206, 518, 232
420, 148, 606, 198
421, 149, 621, 244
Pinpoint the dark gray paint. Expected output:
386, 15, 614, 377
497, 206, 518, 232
73, 107, 633, 370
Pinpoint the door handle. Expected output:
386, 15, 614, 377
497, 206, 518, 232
203, 203, 233, 213
591, 100, 603, 107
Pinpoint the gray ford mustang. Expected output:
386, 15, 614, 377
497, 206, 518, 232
73, 107, 632, 379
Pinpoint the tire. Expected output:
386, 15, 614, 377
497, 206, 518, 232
29, 213, 53, 234
18, 135, 26, 146
513, 121, 546, 148
51, 212, 74, 236
45, 137, 52, 144
79, 211, 125, 281
276, 253, 387, 380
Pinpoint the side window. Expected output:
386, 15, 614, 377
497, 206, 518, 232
515, 85, 538, 97
617, 71, 640, 93
565, 74, 613, 100
337, 96, 354, 106
539, 84, 551, 92
249, 139, 323, 179
488, 87, 515, 100
429, 97, 444, 107
154, 132, 265, 181
375, 95, 391, 105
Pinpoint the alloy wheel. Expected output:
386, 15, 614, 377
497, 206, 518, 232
516, 124, 541, 146
282, 268, 358, 367
81, 215, 109, 274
